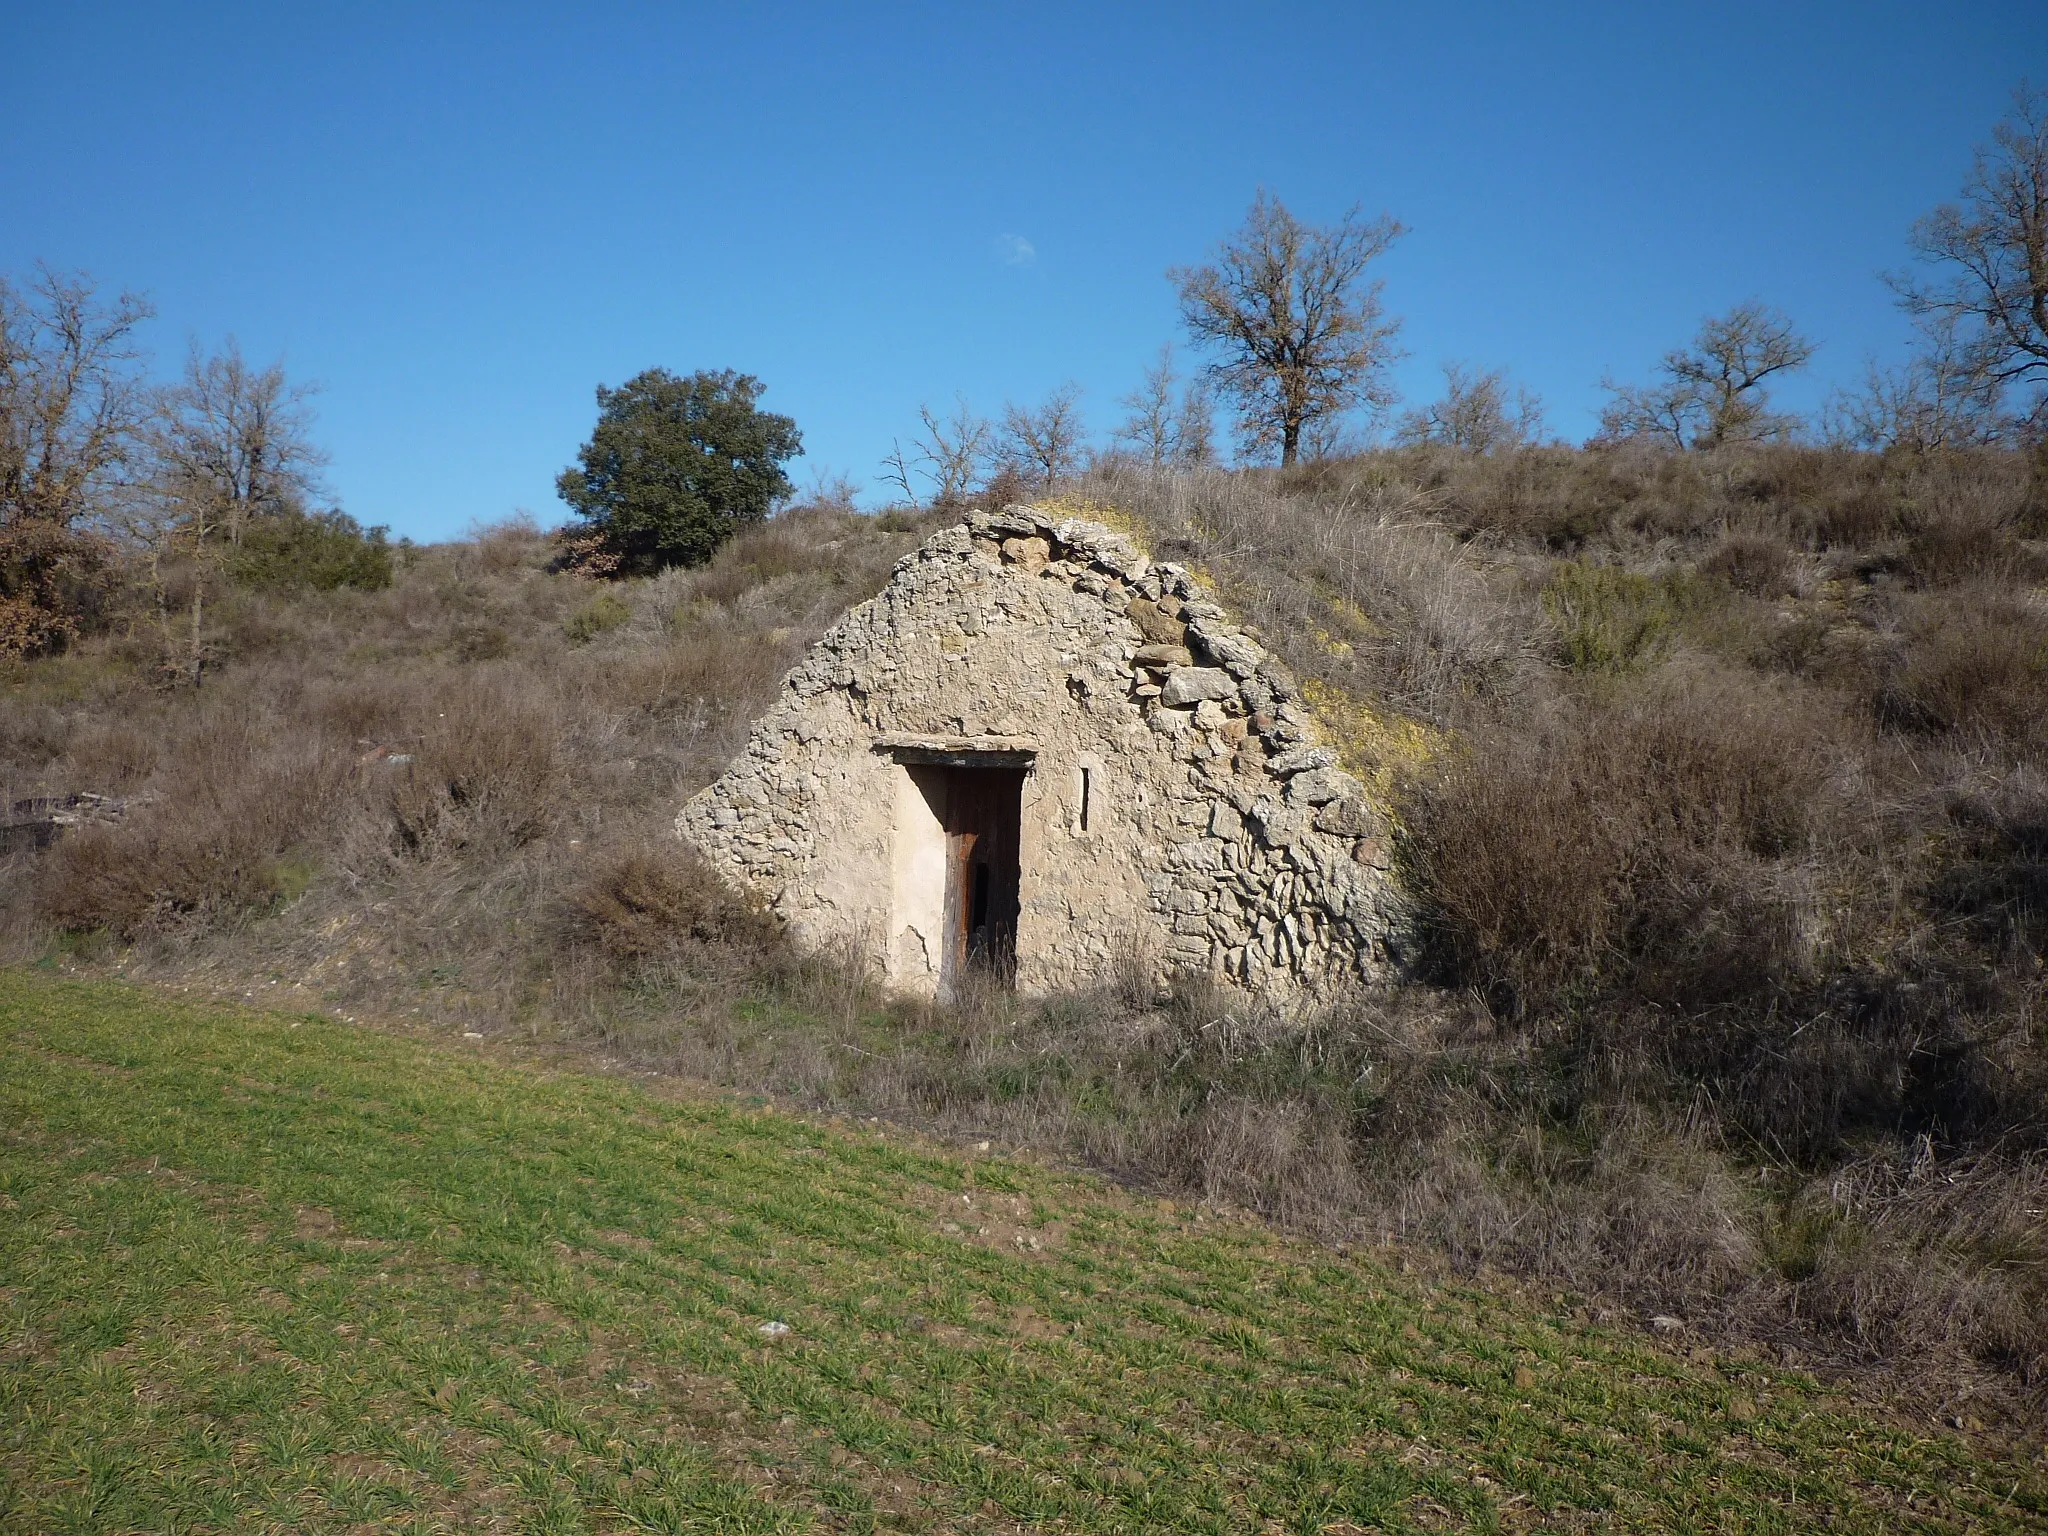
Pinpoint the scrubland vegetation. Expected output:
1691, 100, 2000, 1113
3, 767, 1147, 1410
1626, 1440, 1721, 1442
5, 442, 2046, 1434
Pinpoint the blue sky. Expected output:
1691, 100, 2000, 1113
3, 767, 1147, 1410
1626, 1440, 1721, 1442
4, 1, 2041, 540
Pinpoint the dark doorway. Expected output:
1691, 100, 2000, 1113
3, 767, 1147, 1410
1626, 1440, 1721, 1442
906, 764, 1025, 986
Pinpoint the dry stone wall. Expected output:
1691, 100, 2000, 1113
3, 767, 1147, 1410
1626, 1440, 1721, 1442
677, 505, 1409, 998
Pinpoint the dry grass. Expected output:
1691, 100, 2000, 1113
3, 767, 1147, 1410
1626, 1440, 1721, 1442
4, 451, 2047, 1418
1094, 445, 2048, 1401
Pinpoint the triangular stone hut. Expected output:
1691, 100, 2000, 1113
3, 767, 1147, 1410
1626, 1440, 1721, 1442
678, 505, 1407, 999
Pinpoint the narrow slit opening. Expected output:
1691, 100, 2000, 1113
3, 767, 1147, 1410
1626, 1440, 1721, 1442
1079, 767, 1091, 833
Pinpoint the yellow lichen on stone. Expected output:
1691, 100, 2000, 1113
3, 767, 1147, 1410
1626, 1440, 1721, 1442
1300, 677, 1436, 800
1031, 495, 1228, 599
1031, 494, 1146, 545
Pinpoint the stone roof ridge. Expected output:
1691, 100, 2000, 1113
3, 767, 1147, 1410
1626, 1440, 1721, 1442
811, 502, 1371, 821
885, 501, 1360, 798
940, 501, 1305, 689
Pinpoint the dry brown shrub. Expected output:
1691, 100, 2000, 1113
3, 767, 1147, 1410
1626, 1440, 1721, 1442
304, 676, 417, 747
680, 514, 851, 607
1401, 671, 1835, 1015
1089, 460, 1535, 724
1374, 1106, 1764, 1299
1704, 530, 1799, 597
1877, 593, 2048, 752
591, 622, 801, 728
466, 513, 548, 574
1930, 771, 2048, 957
39, 708, 351, 934
388, 673, 563, 855
564, 841, 779, 965
1162, 1092, 1363, 1229
1791, 1147, 2048, 1375
61, 719, 159, 788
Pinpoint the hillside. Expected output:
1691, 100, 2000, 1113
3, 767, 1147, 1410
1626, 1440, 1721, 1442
2, 447, 2045, 1411
5, 969, 2044, 1533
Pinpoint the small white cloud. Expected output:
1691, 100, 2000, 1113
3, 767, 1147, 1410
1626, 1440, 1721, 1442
995, 233, 1036, 266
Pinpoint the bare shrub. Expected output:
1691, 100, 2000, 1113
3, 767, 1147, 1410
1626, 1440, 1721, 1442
62, 718, 160, 788
1088, 460, 1533, 723
1704, 530, 1800, 597
40, 708, 349, 934
1165, 1093, 1363, 1228
564, 841, 779, 966
388, 674, 563, 855
466, 513, 547, 574
1877, 592, 2048, 752
1792, 1146, 2048, 1376
1403, 671, 1834, 1015
1931, 769, 2048, 957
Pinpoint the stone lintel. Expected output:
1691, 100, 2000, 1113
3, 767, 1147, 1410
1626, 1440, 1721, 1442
873, 733, 1040, 767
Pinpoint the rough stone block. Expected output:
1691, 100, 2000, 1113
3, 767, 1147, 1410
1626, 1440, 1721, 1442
1286, 766, 1353, 806
1248, 802, 1308, 849
1124, 598, 1188, 646
1314, 797, 1380, 837
1001, 536, 1051, 573
1159, 668, 1236, 707
1196, 631, 1266, 675
1133, 643, 1195, 668
1268, 745, 1336, 776
1170, 838, 1227, 873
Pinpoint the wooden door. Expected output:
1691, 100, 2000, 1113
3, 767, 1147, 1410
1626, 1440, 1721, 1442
908, 763, 1025, 986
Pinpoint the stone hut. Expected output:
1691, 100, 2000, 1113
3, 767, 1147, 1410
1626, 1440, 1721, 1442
677, 505, 1407, 1000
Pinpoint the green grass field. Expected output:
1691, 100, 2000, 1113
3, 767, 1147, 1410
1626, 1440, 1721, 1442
2, 970, 2043, 1534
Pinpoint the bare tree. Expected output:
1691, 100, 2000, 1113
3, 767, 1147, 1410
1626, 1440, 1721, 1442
1115, 345, 1216, 468
0, 265, 155, 656
798, 464, 862, 513
0, 265, 155, 528
995, 382, 1088, 489
878, 440, 919, 508
1824, 313, 2009, 452
1598, 302, 1815, 449
1114, 347, 1177, 468
1171, 191, 1405, 466
146, 340, 327, 683
1175, 378, 1215, 467
1891, 84, 2048, 405
153, 339, 326, 546
1396, 363, 1547, 452
911, 398, 990, 505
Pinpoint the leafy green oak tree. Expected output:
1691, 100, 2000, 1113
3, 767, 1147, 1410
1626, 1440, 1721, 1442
556, 368, 801, 574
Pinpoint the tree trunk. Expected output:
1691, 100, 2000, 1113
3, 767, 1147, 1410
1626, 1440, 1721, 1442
1280, 418, 1300, 467
188, 577, 205, 689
